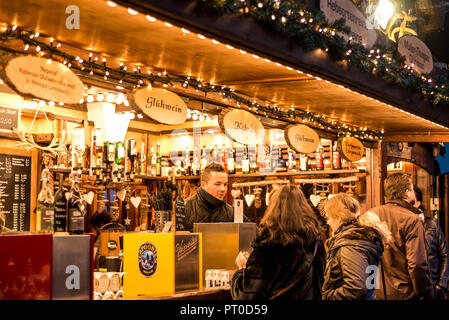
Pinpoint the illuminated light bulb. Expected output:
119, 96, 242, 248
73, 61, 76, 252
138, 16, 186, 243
240, 49, 247, 54
35, 46, 41, 52
48, 101, 55, 107
197, 34, 206, 39
137, 113, 143, 119
106, 1, 117, 7
226, 44, 234, 50
146, 15, 156, 22
24, 44, 29, 51
79, 98, 84, 104
165, 22, 173, 27
39, 100, 45, 107
281, 17, 286, 23
106, 92, 114, 103
206, 116, 211, 121
212, 39, 220, 44
59, 102, 64, 106
257, 2, 263, 8
96, 93, 104, 102
127, 8, 138, 15
181, 28, 190, 34
30, 101, 37, 108
199, 114, 205, 121
192, 113, 198, 120
87, 95, 94, 103
129, 113, 135, 120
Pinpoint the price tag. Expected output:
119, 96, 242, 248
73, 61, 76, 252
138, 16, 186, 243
234, 199, 244, 223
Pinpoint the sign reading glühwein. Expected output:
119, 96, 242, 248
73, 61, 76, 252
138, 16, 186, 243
4, 56, 84, 104
284, 124, 320, 154
131, 87, 187, 125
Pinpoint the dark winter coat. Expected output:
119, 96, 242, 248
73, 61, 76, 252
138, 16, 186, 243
321, 219, 384, 300
230, 228, 326, 300
423, 216, 449, 290
370, 200, 434, 300
184, 187, 234, 232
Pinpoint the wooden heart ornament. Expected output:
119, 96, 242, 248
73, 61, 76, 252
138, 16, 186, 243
116, 189, 126, 201
231, 189, 242, 199
130, 196, 141, 208
244, 194, 255, 207
309, 194, 321, 207
83, 191, 95, 205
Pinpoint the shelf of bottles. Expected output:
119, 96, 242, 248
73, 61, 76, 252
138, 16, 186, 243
166, 139, 366, 180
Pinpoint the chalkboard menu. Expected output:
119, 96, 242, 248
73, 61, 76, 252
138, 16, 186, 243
0, 153, 31, 230
175, 196, 186, 231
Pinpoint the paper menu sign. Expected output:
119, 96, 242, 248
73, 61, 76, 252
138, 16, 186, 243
234, 199, 244, 223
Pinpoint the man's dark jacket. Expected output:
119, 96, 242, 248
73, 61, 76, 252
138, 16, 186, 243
370, 200, 434, 300
183, 187, 234, 232
422, 215, 449, 290
322, 219, 384, 300
231, 228, 326, 300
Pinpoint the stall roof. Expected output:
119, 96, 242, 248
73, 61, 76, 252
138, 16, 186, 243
0, 0, 448, 141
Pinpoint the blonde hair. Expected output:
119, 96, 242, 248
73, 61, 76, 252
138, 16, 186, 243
324, 193, 392, 245
260, 184, 322, 247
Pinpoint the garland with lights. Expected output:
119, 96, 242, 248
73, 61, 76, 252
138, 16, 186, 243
0, 25, 383, 140
201, 0, 449, 106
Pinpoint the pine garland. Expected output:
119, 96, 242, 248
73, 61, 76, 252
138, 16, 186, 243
201, 0, 449, 106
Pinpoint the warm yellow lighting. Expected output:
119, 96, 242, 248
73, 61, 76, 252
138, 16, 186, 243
127, 8, 138, 15
146, 15, 156, 22
106, 1, 117, 7
197, 34, 206, 39
374, 0, 394, 29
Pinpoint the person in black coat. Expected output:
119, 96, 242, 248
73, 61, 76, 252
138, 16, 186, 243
184, 163, 234, 232
230, 184, 326, 300
413, 185, 449, 299
322, 193, 392, 300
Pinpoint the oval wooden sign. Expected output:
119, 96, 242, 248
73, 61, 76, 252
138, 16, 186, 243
218, 109, 265, 145
4, 55, 84, 104
284, 124, 320, 154
398, 35, 433, 74
320, 0, 377, 48
338, 136, 364, 162
131, 87, 187, 125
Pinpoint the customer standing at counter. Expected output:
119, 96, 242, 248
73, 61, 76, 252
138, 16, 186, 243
184, 163, 234, 232
321, 194, 391, 300
370, 173, 434, 300
413, 185, 449, 299
231, 184, 326, 300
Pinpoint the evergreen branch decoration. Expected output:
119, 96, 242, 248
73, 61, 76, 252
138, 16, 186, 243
201, 0, 449, 106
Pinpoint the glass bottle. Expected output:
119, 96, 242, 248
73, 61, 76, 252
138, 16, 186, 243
156, 142, 162, 176
287, 148, 296, 172
140, 142, 146, 175
299, 153, 308, 171
242, 144, 250, 174
192, 146, 200, 176
332, 141, 341, 170
68, 175, 84, 234
227, 146, 236, 174
315, 143, 324, 171
36, 174, 55, 233
150, 145, 157, 176
54, 173, 67, 233
200, 145, 208, 172
127, 139, 137, 178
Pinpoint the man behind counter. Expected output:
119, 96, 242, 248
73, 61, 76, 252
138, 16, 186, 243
184, 162, 236, 232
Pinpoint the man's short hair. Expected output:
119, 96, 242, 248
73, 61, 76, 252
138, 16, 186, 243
384, 173, 412, 201
201, 162, 226, 182
414, 185, 423, 202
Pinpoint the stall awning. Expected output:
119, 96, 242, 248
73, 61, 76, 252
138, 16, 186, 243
0, 0, 448, 142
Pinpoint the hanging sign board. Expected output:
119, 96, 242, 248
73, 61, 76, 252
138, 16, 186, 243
338, 136, 364, 162
3, 55, 84, 104
130, 87, 187, 125
284, 124, 320, 154
398, 35, 433, 74
320, 0, 377, 48
0, 106, 19, 131
218, 109, 265, 145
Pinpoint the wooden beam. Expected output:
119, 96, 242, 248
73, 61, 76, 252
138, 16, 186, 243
383, 133, 449, 142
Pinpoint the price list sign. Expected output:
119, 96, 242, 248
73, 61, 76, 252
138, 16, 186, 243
0, 153, 31, 231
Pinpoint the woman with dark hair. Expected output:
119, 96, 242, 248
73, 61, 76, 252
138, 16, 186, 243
230, 184, 326, 300
322, 193, 391, 300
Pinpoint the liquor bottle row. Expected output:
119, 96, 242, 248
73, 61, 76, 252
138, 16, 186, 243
36, 172, 86, 234
169, 140, 352, 176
